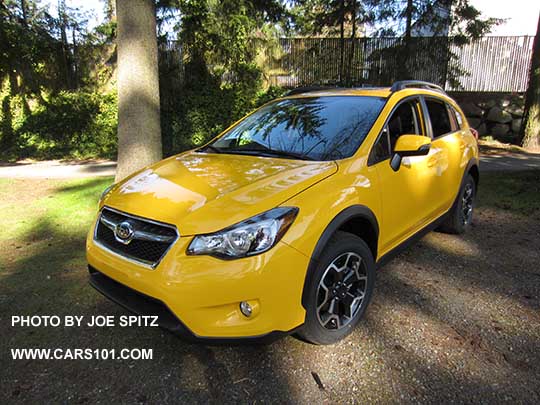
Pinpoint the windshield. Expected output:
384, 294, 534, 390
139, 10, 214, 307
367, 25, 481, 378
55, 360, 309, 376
207, 96, 386, 161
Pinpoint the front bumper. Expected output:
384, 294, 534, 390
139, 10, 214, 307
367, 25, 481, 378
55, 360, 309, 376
86, 221, 309, 340
88, 267, 296, 344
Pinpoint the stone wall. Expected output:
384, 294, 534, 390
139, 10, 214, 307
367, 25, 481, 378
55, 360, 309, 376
449, 92, 524, 143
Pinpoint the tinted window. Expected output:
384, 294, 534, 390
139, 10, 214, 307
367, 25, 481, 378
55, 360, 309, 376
425, 99, 452, 137
371, 100, 421, 163
387, 102, 420, 150
210, 96, 385, 161
450, 106, 463, 129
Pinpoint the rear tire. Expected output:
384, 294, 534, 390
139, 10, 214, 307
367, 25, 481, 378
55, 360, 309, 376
298, 231, 375, 345
439, 173, 476, 234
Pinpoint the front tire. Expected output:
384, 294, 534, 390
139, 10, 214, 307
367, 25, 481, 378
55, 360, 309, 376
439, 173, 476, 234
298, 232, 375, 345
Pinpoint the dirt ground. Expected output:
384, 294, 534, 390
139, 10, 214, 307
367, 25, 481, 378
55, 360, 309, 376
1, 173, 539, 404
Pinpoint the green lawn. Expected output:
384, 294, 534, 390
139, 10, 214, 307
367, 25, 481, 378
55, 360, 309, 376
0, 177, 113, 243
0, 177, 113, 319
477, 170, 540, 215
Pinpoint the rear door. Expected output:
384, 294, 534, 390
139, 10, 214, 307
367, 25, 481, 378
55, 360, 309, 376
421, 97, 465, 214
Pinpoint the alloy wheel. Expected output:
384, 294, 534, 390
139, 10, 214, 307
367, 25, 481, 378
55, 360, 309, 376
316, 252, 368, 330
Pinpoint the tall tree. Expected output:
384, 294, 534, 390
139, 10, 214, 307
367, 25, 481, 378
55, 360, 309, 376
366, 0, 499, 85
58, 0, 73, 88
115, 0, 162, 181
521, 13, 540, 150
104, 0, 116, 22
291, 0, 366, 85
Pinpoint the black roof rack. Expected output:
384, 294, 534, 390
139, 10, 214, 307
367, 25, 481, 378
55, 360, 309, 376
390, 80, 446, 94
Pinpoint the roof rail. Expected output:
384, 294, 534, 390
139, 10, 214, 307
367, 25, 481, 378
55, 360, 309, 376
284, 85, 340, 96
390, 80, 446, 94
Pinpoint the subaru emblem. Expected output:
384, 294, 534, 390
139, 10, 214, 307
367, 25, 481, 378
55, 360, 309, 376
114, 221, 134, 244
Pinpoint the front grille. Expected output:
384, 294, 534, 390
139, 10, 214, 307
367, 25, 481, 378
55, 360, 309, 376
94, 207, 178, 268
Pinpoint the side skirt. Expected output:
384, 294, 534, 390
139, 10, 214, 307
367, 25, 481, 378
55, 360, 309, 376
375, 211, 449, 269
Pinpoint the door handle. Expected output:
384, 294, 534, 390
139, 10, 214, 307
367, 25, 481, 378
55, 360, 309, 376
427, 156, 438, 168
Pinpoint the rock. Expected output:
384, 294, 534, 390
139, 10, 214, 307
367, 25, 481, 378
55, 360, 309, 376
511, 118, 522, 133
467, 117, 482, 128
507, 104, 524, 117
477, 123, 488, 136
491, 123, 510, 136
478, 100, 496, 110
460, 102, 484, 118
487, 107, 512, 124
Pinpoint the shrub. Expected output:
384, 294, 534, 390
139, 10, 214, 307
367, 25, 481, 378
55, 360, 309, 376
160, 62, 285, 157
10, 91, 117, 160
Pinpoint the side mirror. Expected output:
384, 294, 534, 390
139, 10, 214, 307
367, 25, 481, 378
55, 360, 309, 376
390, 135, 431, 171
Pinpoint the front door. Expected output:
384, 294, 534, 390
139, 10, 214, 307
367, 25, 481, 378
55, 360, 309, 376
370, 97, 441, 255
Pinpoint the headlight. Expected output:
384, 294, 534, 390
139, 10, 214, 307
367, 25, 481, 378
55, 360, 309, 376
187, 207, 298, 259
99, 184, 114, 202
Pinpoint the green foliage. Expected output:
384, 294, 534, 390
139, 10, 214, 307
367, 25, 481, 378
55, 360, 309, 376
159, 0, 288, 156
161, 61, 284, 155
1, 90, 117, 160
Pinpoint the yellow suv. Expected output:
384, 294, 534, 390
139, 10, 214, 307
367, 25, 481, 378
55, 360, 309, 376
87, 81, 479, 344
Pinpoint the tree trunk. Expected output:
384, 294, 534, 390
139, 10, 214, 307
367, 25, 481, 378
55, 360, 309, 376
20, 0, 27, 26
339, 0, 345, 85
398, 0, 414, 80
58, 0, 72, 89
72, 27, 78, 88
105, 0, 116, 22
346, 0, 357, 86
521, 13, 540, 150
115, 0, 162, 181
405, 0, 413, 40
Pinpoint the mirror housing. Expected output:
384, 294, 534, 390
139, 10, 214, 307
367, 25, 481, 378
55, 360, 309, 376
390, 135, 431, 171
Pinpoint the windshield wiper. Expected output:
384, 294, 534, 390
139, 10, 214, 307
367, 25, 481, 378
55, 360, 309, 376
197, 145, 222, 154
220, 147, 314, 161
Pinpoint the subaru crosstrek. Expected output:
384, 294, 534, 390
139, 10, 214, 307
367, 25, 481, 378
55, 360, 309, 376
87, 81, 479, 344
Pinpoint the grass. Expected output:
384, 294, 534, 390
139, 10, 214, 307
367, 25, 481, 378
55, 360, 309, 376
0, 176, 113, 318
0, 177, 112, 243
477, 170, 540, 215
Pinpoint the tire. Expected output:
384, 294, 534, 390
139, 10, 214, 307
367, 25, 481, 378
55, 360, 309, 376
298, 231, 375, 345
439, 173, 476, 235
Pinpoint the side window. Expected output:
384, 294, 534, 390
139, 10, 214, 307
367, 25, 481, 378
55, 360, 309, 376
387, 102, 420, 151
371, 127, 390, 162
370, 99, 421, 164
425, 99, 453, 138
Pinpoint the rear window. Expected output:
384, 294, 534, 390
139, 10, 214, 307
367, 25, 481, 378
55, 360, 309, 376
211, 96, 386, 161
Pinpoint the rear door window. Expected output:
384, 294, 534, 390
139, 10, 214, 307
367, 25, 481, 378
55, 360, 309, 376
425, 98, 453, 138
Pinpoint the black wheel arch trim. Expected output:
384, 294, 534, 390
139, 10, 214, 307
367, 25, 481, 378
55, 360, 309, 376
465, 157, 479, 187
301, 205, 379, 309
457, 158, 479, 206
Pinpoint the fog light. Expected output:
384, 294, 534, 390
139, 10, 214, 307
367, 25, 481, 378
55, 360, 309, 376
239, 301, 252, 317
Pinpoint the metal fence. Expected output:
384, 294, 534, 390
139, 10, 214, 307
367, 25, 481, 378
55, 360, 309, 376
448, 36, 534, 92
160, 35, 534, 93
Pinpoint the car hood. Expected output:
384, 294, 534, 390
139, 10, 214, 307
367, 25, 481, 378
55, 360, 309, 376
103, 151, 338, 235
